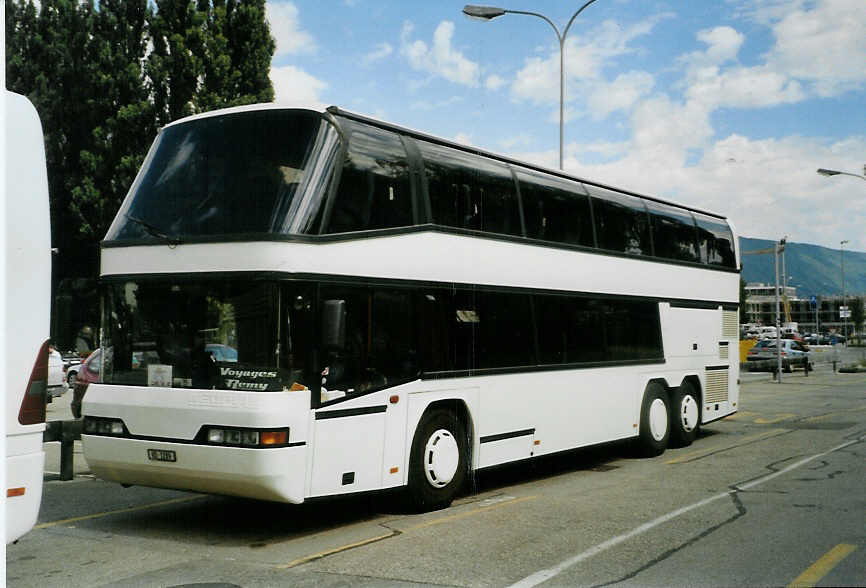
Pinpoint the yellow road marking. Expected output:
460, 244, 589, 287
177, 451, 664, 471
726, 411, 760, 420
788, 543, 857, 587
754, 413, 797, 424
277, 531, 396, 569
278, 495, 536, 569
666, 429, 786, 464
405, 495, 536, 532
34, 495, 206, 529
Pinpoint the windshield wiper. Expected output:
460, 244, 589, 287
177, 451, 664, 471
127, 215, 182, 247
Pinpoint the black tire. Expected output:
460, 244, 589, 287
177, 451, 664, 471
407, 408, 468, 512
669, 381, 700, 447
783, 360, 792, 373
636, 382, 670, 457
67, 370, 77, 385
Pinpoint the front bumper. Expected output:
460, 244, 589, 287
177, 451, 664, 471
82, 435, 307, 503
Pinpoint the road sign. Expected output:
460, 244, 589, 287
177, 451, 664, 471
810, 295, 817, 309
839, 306, 851, 318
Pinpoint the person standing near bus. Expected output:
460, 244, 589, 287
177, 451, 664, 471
75, 325, 94, 356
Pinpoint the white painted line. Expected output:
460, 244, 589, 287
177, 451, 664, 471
508, 436, 864, 588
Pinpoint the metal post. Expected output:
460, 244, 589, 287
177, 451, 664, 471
841, 240, 848, 343
60, 422, 75, 481
775, 242, 782, 382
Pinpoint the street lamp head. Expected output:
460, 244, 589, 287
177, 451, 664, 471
817, 168, 841, 176
462, 4, 507, 20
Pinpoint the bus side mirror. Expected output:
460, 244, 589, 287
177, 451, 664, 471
321, 299, 346, 351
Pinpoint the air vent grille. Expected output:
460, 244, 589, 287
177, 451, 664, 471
719, 343, 729, 360
705, 369, 729, 403
722, 310, 739, 338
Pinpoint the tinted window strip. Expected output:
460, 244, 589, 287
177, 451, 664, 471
421, 357, 666, 380
669, 301, 722, 310
331, 110, 729, 220
480, 428, 536, 444
98, 271, 737, 310
315, 405, 388, 420
705, 365, 730, 371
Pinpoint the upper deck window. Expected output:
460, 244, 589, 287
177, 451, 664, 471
323, 121, 413, 234
587, 185, 651, 256
645, 201, 700, 263
419, 141, 522, 237
105, 110, 336, 242
516, 168, 594, 248
694, 212, 736, 268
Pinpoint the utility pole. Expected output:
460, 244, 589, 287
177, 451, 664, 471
775, 237, 786, 382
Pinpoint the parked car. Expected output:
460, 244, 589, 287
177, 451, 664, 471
205, 343, 238, 362
62, 351, 83, 384
71, 348, 102, 418
46, 345, 68, 400
746, 339, 811, 372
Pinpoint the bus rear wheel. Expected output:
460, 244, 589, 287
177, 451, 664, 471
670, 381, 700, 447
407, 409, 468, 512
636, 382, 670, 457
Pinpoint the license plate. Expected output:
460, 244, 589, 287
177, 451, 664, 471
147, 449, 177, 463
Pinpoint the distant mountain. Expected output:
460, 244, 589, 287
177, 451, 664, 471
739, 237, 866, 297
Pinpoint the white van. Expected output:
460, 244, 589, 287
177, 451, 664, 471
4, 91, 51, 543
758, 326, 777, 339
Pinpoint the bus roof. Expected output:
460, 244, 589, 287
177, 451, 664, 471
163, 102, 729, 221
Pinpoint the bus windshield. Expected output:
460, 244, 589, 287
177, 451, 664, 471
101, 280, 318, 392
105, 110, 339, 242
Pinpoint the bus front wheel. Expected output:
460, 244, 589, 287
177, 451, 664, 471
670, 381, 700, 447
636, 382, 670, 457
407, 409, 468, 512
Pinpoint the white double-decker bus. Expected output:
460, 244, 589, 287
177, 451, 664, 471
81, 104, 740, 511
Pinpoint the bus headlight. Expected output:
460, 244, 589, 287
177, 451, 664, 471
202, 427, 289, 448
83, 416, 126, 436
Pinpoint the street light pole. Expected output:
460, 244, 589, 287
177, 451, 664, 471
775, 237, 786, 382
463, 1, 600, 170
841, 239, 849, 343
817, 167, 866, 182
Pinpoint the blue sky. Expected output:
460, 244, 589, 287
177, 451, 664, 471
265, 0, 866, 252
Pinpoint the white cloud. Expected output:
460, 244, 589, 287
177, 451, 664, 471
485, 74, 506, 91
363, 42, 393, 64
686, 64, 806, 109
500, 133, 534, 149
270, 65, 328, 108
266, 2, 316, 57
679, 26, 745, 68
511, 13, 673, 105
764, 0, 866, 97
586, 71, 655, 120
453, 132, 474, 146
400, 20, 481, 87
410, 96, 464, 111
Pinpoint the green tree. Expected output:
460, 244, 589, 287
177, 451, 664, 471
6, 0, 103, 276
6, 0, 276, 345
147, 0, 206, 126
70, 0, 155, 242
197, 0, 275, 111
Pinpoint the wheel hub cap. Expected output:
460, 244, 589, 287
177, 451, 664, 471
680, 394, 698, 432
649, 398, 668, 442
424, 429, 459, 488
